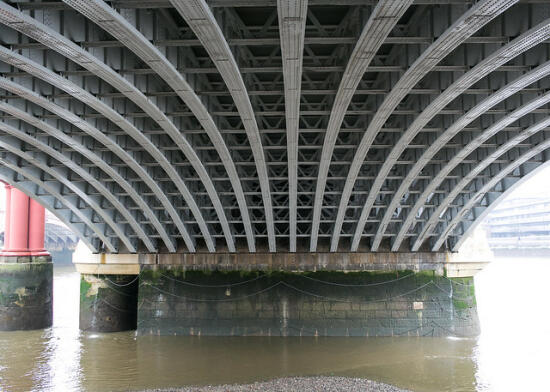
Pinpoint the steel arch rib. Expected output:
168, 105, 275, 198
0, 153, 115, 252
432, 141, 550, 252
0, 46, 209, 252
0, 120, 155, 252
277, 0, 308, 252
445, 161, 550, 252
367, 19, 550, 252
0, 45, 234, 252
0, 168, 98, 252
0, 2, 225, 252
168, 0, 276, 252
310, 0, 413, 252
327, 0, 518, 252
0, 78, 182, 252
409, 89, 550, 251
0, 134, 136, 252
394, 59, 550, 252
62, 0, 244, 252
412, 116, 550, 252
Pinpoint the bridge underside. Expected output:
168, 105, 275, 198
1, 0, 550, 255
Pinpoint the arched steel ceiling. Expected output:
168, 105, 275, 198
0, 0, 550, 253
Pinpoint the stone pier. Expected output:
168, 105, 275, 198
79, 273, 139, 333
73, 248, 486, 337
0, 184, 52, 331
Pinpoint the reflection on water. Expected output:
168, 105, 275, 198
0, 260, 549, 392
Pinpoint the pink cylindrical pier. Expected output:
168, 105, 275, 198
6, 187, 30, 254
28, 198, 48, 256
3, 184, 11, 250
1, 185, 49, 257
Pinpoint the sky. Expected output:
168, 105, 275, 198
506, 163, 550, 199
1, 163, 550, 232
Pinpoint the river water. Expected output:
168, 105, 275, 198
0, 258, 549, 392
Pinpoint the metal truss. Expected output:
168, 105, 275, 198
374, 21, 550, 252
434, 144, 550, 251
344, 0, 517, 252
0, 156, 105, 252
0, 0, 549, 253
415, 122, 550, 251
0, 165, 99, 251
312, 0, 412, 252
398, 59, 550, 252
277, 0, 307, 252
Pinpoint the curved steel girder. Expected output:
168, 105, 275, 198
331, 0, 519, 252
277, 0, 308, 252
0, 45, 216, 252
0, 167, 98, 252
0, 81, 182, 252
411, 118, 550, 251
0, 152, 115, 252
0, 120, 156, 252
367, 20, 550, 252
405, 89, 550, 251
310, 0, 413, 252
62, 0, 241, 252
412, 125, 550, 251
447, 160, 550, 252
168, 0, 275, 251
171, 0, 276, 252
0, 2, 222, 252
0, 134, 137, 252
432, 142, 550, 251
393, 61, 550, 252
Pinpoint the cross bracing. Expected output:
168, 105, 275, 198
0, 0, 550, 253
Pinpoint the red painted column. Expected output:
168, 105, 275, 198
5, 187, 30, 255
3, 184, 11, 250
28, 198, 48, 256
0, 186, 49, 257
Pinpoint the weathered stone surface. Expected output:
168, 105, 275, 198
0, 260, 53, 331
79, 274, 138, 332
138, 252, 448, 272
137, 268, 479, 337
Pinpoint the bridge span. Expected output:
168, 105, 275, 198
0, 0, 548, 336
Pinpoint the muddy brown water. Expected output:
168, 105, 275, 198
0, 258, 549, 392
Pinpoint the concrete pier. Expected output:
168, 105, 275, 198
79, 274, 139, 333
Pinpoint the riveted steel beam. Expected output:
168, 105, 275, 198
0, 0, 546, 253
393, 58, 550, 252
432, 143, 550, 251
411, 119, 550, 251
406, 89, 550, 250
0, 45, 238, 252
310, 0, 413, 252
369, 19, 550, 252
0, 134, 137, 252
0, 2, 242, 252
0, 78, 181, 252
277, 0, 308, 252
413, 92, 550, 249
169, 0, 276, 251
347, 0, 519, 252
0, 120, 155, 252
0, 167, 98, 252
0, 153, 114, 252
61, 0, 228, 251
